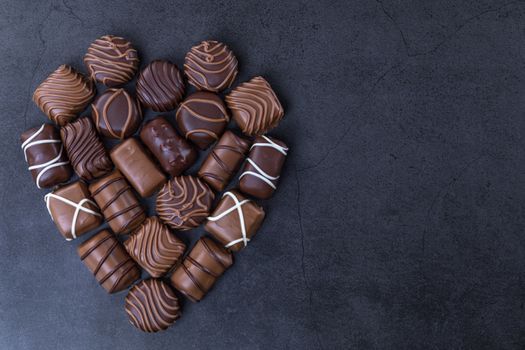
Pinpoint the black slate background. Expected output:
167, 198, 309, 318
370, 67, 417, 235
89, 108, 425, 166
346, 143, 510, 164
1, 0, 525, 349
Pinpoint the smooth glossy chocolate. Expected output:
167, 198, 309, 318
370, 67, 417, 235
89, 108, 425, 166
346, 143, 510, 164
20, 123, 72, 189
239, 135, 288, 199
125, 279, 180, 332
225, 76, 284, 136
124, 216, 186, 278
170, 237, 233, 302
205, 191, 265, 251
139, 116, 197, 176
184, 40, 238, 92
89, 170, 146, 234
136, 60, 184, 112
78, 229, 140, 293
156, 176, 214, 230
33, 65, 95, 126
84, 35, 139, 87
91, 88, 142, 139
61, 117, 113, 180
110, 138, 166, 197
197, 131, 250, 192
44, 181, 102, 241
175, 91, 229, 149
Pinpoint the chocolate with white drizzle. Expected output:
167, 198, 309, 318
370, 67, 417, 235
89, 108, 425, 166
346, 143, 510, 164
238, 135, 288, 199
20, 123, 72, 189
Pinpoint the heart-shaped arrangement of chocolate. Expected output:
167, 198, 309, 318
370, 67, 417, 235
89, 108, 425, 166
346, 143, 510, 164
21, 35, 289, 332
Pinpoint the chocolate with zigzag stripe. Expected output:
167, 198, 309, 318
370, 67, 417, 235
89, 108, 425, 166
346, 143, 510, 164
170, 237, 233, 302
78, 229, 140, 293
89, 170, 146, 234
60, 117, 113, 180
125, 279, 181, 332
136, 60, 184, 112
33, 65, 95, 126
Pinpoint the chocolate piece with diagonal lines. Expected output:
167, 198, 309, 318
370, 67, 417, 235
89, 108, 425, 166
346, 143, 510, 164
136, 60, 184, 112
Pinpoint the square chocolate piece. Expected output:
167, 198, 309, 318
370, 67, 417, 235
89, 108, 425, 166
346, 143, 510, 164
44, 181, 103, 241
124, 216, 186, 278
204, 191, 265, 251
110, 138, 167, 197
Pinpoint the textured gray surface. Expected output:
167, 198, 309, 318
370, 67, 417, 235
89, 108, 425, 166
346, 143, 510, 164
1, 0, 525, 349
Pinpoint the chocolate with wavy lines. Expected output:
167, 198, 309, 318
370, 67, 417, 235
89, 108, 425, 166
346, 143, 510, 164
84, 35, 139, 87
184, 40, 238, 92
125, 279, 180, 332
33, 65, 95, 126
225, 76, 284, 136
60, 117, 113, 180
156, 176, 214, 231
124, 216, 186, 278
136, 60, 185, 112
175, 91, 229, 150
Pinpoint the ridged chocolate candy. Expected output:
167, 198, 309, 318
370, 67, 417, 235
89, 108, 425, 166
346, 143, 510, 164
136, 60, 184, 112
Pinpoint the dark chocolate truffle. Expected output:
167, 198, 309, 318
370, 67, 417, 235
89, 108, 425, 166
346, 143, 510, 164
136, 60, 184, 112
84, 35, 139, 87
175, 91, 229, 149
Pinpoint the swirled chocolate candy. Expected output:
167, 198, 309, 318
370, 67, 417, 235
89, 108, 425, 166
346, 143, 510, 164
125, 279, 181, 332
175, 91, 229, 150
84, 35, 139, 87
136, 60, 184, 112
239, 135, 288, 199
197, 131, 250, 192
44, 181, 102, 241
78, 229, 140, 293
20, 123, 72, 189
33, 65, 95, 126
61, 117, 113, 180
170, 237, 233, 302
139, 116, 197, 176
184, 40, 238, 92
89, 170, 146, 234
156, 176, 214, 230
110, 138, 166, 198
124, 216, 186, 278
205, 191, 265, 251
225, 76, 284, 136
91, 88, 142, 139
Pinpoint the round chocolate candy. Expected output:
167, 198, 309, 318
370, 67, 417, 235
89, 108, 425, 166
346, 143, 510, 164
91, 88, 142, 139
175, 91, 229, 150
184, 40, 238, 92
84, 35, 139, 87
136, 60, 185, 112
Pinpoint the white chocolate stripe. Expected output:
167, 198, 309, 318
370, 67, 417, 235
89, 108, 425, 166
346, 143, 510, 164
250, 135, 288, 155
207, 192, 251, 248
239, 171, 276, 189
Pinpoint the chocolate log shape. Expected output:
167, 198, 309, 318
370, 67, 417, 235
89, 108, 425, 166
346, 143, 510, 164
170, 237, 232, 302
78, 229, 140, 293
89, 170, 146, 234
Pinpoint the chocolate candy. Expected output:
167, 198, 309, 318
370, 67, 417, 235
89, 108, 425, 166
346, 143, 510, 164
239, 135, 288, 199
125, 279, 180, 332
89, 170, 146, 234
156, 176, 214, 230
33, 65, 95, 126
205, 191, 265, 251
139, 117, 196, 177
175, 91, 229, 150
110, 138, 166, 197
197, 131, 250, 192
84, 35, 139, 87
225, 76, 284, 136
136, 60, 184, 112
20, 124, 72, 189
78, 229, 140, 293
44, 181, 102, 241
124, 216, 186, 278
184, 40, 238, 92
91, 88, 142, 139
170, 237, 233, 302
61, 117, 113, 180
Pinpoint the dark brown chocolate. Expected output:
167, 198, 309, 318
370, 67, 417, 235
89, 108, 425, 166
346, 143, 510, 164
136, 60, 184, 112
